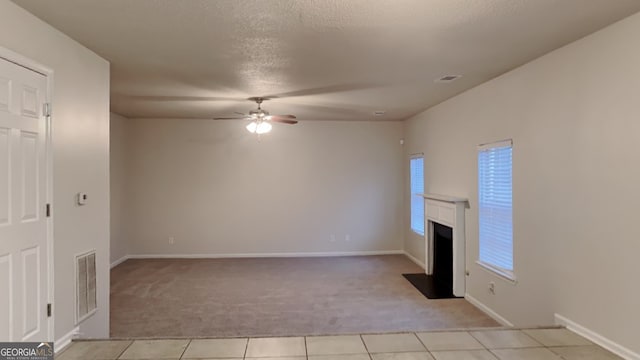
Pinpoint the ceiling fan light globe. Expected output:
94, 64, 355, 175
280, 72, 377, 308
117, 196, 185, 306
246, 121, 258, 133
256, 121, 272, 134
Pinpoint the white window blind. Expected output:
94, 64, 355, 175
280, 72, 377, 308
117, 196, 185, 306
410, 156, 425, 236
478, 140, 513, 279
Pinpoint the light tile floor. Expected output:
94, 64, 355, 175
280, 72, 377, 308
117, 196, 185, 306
55, 327, 623, 360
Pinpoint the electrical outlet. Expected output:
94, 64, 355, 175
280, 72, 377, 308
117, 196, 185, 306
330, 234, 336, 242
488, 281, 495, 295
345, 234, 351, 241
168, 237, 175, 245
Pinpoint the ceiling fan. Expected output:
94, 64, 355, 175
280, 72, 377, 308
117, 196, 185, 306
214, 97, 297, 134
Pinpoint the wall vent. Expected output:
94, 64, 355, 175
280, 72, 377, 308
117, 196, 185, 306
76, 251, 97, 324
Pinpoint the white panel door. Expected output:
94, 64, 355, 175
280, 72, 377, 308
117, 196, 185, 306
0, 58, 49, 341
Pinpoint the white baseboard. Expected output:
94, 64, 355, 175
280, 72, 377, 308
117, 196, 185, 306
555, 314, 639, 360
403, 251, 426, 269
110, 254, 130, 269
55, 326, 79, 354
126, 250, 404, 260
465, 293, 513, 327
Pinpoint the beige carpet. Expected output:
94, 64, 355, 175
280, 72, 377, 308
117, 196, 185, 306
110, 255, 498, 338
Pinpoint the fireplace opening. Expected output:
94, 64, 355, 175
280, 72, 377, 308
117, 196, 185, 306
402, 220, 458, 299
432, 222, 453, 293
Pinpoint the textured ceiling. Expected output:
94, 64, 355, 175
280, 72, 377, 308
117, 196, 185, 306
12, 0, 640, 121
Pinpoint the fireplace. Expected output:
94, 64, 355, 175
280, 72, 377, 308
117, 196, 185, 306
422, 194, 468, 297
432, 222, 453, 293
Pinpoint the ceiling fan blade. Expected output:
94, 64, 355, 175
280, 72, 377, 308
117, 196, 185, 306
213, 117, 246, 120
270, 118, 298, 125
118, 95, 244, 102
270, 114, 296, 120
264, 83, 380, 99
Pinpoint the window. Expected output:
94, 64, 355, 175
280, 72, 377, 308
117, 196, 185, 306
410, 155, 425, 236
478, 140, 514, 280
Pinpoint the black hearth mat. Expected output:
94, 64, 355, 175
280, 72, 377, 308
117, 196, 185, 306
402, 273, 461, 299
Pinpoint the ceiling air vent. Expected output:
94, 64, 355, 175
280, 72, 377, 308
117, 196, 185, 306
435, 75, 462, 83
373, 111, 386, 116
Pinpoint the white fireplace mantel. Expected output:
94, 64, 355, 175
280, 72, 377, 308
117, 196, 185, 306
421, 193, 468, 297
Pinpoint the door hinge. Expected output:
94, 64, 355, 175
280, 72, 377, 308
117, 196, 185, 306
46, 203, 51, 217
47, 303, 52, 317
43, 103, 51, 117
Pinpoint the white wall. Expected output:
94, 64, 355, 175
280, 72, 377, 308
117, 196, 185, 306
110, 113, 129, 265
117, 119, 404, 256
0, 1, 110, 340
404, 12, 640, 354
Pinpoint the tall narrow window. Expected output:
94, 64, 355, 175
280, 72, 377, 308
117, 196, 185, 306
478, 140, 514, 280
410, 155, 425, 236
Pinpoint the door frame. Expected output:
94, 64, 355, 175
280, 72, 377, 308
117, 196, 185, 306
0, 45, 54, 342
